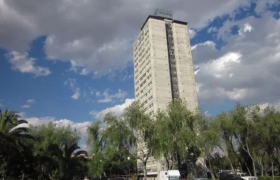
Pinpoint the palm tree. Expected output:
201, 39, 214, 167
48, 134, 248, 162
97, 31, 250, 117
0, 109, 34, 178
46, 143, 89, 180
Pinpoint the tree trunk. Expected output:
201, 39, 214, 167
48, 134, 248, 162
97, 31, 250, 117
261, 162, 264, 176
272, 162, 274, 179
265, 162, 267, 176
245, 163, 252, 175
225, 156, 234, 172
143, 162, 147, 180
164, 154, 170, 170
252, 160, 256, 176
244, 141, 256, 176
177, 151, 181, 170
208, 159, 216, 180
240, 156, 252, 175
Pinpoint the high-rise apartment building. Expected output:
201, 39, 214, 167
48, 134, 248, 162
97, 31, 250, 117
133, 9, 198, 176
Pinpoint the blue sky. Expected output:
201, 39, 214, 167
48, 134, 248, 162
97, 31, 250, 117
0, 0, 280, 141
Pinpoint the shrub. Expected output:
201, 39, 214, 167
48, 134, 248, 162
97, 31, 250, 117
258, 176, 280, 180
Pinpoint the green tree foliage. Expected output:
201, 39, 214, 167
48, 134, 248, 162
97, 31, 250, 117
257, 106, 280, 177
123, 101, 154, 179
30, 122, 86, 179
152, 99, 199, 170
196, 114, 220, 179
211, 104, 280, 177
87, 102, 150, 178
30, 123, 80, 154
3, 101, 280, 179
213, 110, 238, 171
87, 121, 106, 177
87, 112, 137, 178
0, 109, 34, 178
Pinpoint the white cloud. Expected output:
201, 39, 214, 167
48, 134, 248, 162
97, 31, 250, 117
95, 91, 100, 97
16, 112, 26, 118
98, 89, 127, 103
191, 41, 216, 51
98, 97, 111, 103
194, 66, 200, 75
21, 104, 30, 108
90, 98, 134, 120
80, 68, 90, 75
254, 0, 280, 15
64, 78, 76, 88
203, 52, 241, 79
0, 0, 261, 77
238, 23, 253, 39
72, 89, 81, 100
25, 116, 55, 126
207, 27, 218, 33
194, 11, 280, 106
21, 99, 36, 109
258, 101, 280, 111
6, 51, 51, 76
189, 29, 196, 39
203, 111, 211, 117
25, 116, 92, 138
64, 78, 82, 100
27, 99, 35, 103
225, 88, 249, 101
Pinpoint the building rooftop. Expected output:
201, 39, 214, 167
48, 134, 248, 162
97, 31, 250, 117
140, 15, 188, 30
153, 9, 173, 19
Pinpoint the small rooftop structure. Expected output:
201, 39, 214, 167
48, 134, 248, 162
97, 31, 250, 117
153, 9, 173, 19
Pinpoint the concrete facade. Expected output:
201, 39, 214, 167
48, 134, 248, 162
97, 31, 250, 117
133, 14, 198, 176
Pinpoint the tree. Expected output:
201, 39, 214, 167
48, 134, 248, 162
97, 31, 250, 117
87, 121, 106, 177
122, 101, 154, 180
152, 99, 198, 170
214, 111, 238, 171
261, 106, 280, 177
196, 114, 220, 179
231, 104, 258, 176
30, 122, 84, 179
103, 113, 136, 176
0, 109, 34, 178
87, 113, 136, 178
87, 102, 152, 179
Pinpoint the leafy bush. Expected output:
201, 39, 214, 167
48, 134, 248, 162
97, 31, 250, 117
258, 176, 280, 180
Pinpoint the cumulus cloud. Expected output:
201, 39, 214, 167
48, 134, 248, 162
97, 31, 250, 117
90, 98, 134, 120
24, 116, 92, 138
258, 101, 280, 111
189, 29, 196, 39
254, 0, 280, 15
191, 41, 221, 64
194, 11, 280, 106
1, 0, 280, 110
0, 0, 259, 77
238, 23, 253, 36
6, 51, 51, 76
203, 52, 241, 79
98, 89, 127, 103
